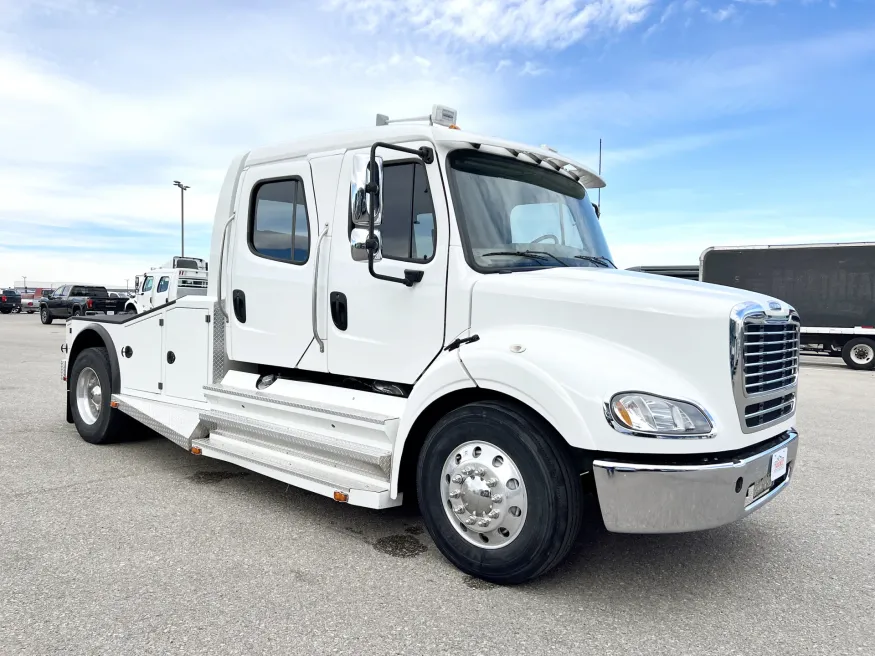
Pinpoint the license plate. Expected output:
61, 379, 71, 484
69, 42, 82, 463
770, 447, 788, 481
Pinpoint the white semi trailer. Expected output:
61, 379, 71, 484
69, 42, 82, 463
61, 107, 799, 583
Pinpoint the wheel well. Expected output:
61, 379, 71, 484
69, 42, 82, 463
397, 388, 573, 497
68, 330, 107, 378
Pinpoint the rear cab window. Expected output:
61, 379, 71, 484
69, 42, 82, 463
71, 286, 109, 297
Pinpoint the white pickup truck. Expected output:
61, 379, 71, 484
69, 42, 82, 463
61, 106, 799, 583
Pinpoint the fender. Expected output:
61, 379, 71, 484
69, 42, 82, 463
457, 325, 720, 454
389, 349, 476, 498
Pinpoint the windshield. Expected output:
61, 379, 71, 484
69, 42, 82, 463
447, 150, 613, 272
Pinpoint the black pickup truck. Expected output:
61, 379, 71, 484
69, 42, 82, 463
1, 289, 21, 314
39, 285, 127, 324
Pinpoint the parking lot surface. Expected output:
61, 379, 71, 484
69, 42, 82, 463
1, 314, 873, 655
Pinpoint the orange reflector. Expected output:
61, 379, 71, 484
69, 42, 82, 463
110, 400, 119, 408
448, 124, 461, 130
333, 491, 349, 503
191, 446, 202, 455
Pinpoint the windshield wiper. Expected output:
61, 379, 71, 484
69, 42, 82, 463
573, 254, 615, 268
481, 250, 568, 266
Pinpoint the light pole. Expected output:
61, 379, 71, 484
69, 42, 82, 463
173, 180, 190, 256
125, 278, 129, 293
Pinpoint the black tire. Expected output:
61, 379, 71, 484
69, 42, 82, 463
40, 307, 53, 324
69, 347, 130, 444
841, 337, 875, 370
72, 307, 81, 317
417, 401, 583, 584
0, 308, 10, 315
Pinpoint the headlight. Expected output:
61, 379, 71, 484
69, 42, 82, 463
608, 392, 713, 437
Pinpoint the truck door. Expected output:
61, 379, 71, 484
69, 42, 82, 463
141, 276, 154, 309
326, 144, 449, 384
227, 160, 316, 368
154, 275, 171, 307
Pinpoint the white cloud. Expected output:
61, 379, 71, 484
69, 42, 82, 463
520, 61, 548, 76
330, 0, 655, 48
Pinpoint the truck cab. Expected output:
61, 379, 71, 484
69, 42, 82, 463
61, 106, 800, 583
126, 265, 208, 314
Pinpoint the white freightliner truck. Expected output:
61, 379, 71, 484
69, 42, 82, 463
61, 106, 800, 583
125, 259, 209, 315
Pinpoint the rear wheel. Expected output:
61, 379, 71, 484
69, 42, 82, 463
0, 308, 10, 315
417, 401, 583, 584
40, 307, 53, 324
72, 308, 81, 317
842, 337, 875, 370
69, 347, 130, 444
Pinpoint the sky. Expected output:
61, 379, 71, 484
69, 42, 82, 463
1, 0, 874, 287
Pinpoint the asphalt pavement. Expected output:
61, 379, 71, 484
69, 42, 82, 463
1, 313, 873, 655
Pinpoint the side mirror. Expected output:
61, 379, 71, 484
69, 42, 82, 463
350, 228, 381, 262
350, 153, 383, 227
134, 276, 140, 291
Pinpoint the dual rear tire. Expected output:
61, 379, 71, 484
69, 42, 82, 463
417, 401, 584, 585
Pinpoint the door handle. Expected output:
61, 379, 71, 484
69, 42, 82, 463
232, 289, 246, 323
329, 292, 347, 331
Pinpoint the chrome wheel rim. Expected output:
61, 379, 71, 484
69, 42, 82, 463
851, 344, 874, 365
440, 441, 528, 549
75, 367, 102, 425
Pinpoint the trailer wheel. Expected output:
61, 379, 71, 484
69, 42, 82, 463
40, 307, 53, 324
417, 401, 583, 584
842, 337, 875, 370
69, 347, 129, 444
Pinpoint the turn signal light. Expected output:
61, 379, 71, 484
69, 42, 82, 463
191, 446, 202, 455
333, 491, 349, 502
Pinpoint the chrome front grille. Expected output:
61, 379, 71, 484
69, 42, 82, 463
742, 322, 800, 396
730, 302, 800, 434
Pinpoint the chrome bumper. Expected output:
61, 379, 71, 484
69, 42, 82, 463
593, 429, 798, 533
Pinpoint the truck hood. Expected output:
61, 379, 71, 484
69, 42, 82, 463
465, 267, 795, 453
470, 267, 791, 326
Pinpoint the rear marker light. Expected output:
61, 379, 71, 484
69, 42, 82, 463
191, 446, 202, 455
110, 400, 119, 408
333, 491, 349, 502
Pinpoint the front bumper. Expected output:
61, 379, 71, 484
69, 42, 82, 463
593, 429, 798, 533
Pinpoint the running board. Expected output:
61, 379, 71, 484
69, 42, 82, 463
199, 409, 392, 481
190, 433, 401, 509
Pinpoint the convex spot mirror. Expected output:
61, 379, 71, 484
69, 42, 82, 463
350, 228, 382, 262
350, 153, 384, 227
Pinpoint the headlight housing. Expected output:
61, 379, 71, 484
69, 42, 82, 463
608, 392, 713, 438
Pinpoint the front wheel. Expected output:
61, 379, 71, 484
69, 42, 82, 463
842, 337, 875, 370
417, 401, 583, 584
40, 307, 53, 324
69, 347, 130, 444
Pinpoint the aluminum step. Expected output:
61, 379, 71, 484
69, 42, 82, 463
190, 432, 400, 509
199, 409, 391, 481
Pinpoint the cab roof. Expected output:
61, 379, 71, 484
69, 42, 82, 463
245, 124, 605, 189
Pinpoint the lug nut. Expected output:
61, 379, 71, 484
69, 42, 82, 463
454, 505, 465, 514
474, 467, 485, 477
461, 466, 473, 476
464, 517, 476, 525
452, 475, 463, 484
488, 510, 500, 519
491, 494, 503, 503
477, 519, 490, 528
449, 489, 461, 499
486, 478, 498, 488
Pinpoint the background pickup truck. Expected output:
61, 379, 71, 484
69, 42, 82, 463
39, 285, 127, 324
1, 289, 21, 314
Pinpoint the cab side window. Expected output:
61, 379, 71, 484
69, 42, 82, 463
250, 179, 310, 264
379, 162, 436, 262
157, 277, 170, 293
143, 277, 154, 292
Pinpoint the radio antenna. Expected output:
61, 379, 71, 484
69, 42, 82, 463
597, 138, 602, 211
